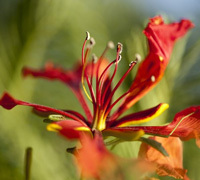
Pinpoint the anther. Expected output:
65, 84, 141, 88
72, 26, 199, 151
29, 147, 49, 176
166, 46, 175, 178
86, 31, 90, 40
129, 61, 136, 67
87, 37, 96, 49
48, 114, 67, 121
117, 42, 123, 54
117, 55, 122, 62
90, 37, 96, 46
92, 53, 98, 63
107, 41, 115, 49
135, 53, 141, 63
151, 75, 156, 82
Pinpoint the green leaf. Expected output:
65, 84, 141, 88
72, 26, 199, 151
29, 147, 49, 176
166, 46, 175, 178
140, 137, 169, 157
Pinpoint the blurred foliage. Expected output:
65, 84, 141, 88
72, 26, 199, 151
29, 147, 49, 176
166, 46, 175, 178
0, 0, 200, 180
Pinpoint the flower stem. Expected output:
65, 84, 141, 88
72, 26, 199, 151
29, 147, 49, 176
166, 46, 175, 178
24, 147, 32, 180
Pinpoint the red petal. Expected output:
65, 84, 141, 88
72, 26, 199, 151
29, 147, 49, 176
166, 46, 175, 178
23, 62, 82, 89
23, 62, 93, 122
75, 132, 115, 178
0, 92, 18, 110
23, 59, 109, 87
75, 132, 155, 179
108, 106, 200, 147
165, 106, 200, 146
0, 92, 86, 123
111, 16, 194, 119
47, 120, 91, 139
110, 103, 168, 127
145, 16, 194, 61
139, 137, 188, 179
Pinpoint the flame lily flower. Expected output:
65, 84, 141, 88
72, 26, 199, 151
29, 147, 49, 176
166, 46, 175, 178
0, 16, 195, 145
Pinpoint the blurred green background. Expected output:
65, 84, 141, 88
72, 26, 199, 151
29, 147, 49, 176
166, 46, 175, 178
0, 0, 200, 179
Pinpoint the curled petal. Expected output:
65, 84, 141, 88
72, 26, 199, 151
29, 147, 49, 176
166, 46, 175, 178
111, 103, 169, 127
166, 106, 200, 147
139, 137, 188, 179
23, 62, 82, 89
0, 92, 18, 110
111, 16, 194, 119
108, 106, 200, 148
47, 120, 92, 139
145, 16, 194, 61
23, 59, 109, 88
0, 92, 86, 124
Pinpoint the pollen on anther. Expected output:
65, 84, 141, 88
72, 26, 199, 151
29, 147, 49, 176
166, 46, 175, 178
151, 75, 156, 82
86, 31, 90, 40
117, 42, 123, 54
129, 61, 134, 67
107, 41, 115, 49
92, 54, 98, 63
90, 37, 96, 46
87, 37, 96, 49
135, 53, 141, 63
118, 55, 122, 62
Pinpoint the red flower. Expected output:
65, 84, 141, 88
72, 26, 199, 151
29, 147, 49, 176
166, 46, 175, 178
0, 16, 194, 144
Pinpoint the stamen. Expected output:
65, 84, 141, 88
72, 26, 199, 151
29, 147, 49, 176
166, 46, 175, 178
93, 42, 122, 131
81, 31, 94, 102
100, 43, 123, 106
82, 70, 93, 103
84, 37, 96, 102
98, 59, 117, 105
104, 60, 137, 116
98, 60, 116, 85
95, 42, 115, 106
90, 54, 97, 86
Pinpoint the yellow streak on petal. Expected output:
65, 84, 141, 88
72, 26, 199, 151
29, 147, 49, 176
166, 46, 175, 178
96, 116, 106, 131
118, 103, 169, 127
46, 124, 62, 132
75, 127, 93, 137
75, 127, 91, 132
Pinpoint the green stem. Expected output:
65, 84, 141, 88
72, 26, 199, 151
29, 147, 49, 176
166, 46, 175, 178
24, 147, 33, 180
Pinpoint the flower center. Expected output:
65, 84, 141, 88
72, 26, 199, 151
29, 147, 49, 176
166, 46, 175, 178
80, 32, 137, 131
